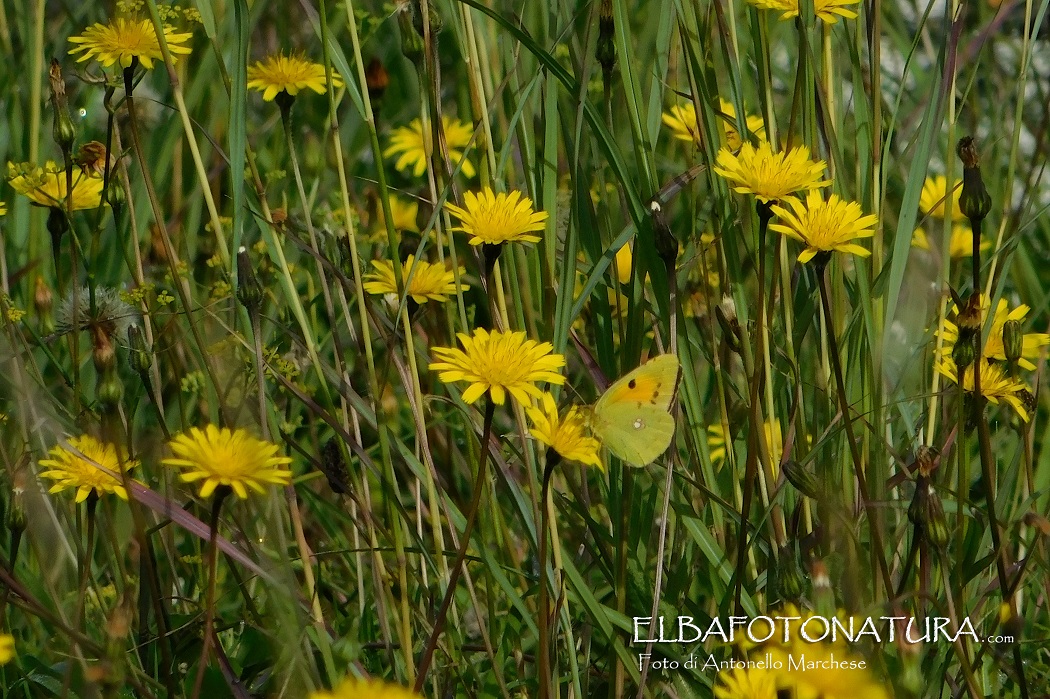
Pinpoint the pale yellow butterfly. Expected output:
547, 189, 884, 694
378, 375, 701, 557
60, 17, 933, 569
589, 354, 681, 467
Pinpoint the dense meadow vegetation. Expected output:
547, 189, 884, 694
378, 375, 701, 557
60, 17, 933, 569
0, 0, 1048, 696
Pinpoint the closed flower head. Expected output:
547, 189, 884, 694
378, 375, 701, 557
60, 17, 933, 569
247, 53, 342, 102
7, 161, 104, 211
745, 0, 861, 23
163, 425, 293, 499
39, 435, 139, 503
527, 393, 603, 469
430, 328, 566, 405
770, 190, 876, 263
384, 116, 476, 178
364, 255, 465, 304
445, 188, 548, 246
714, 141, 829, 203
68, 18, 192, 70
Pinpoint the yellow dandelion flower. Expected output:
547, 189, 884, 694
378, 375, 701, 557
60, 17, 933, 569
526, 393, 603, 469
919, 175, 965, 221
912, 224, 990, 258
247, 53, 342, 102
714, 141, 830, 203
936, 359, 1030, 422
378, 196, 420, 234
663, 99, 765, 151
384, 116, 476, 178
39, 435, 139, 503
938, 295, 1050, 370
770, 190, 876, 263
7, 161, 104, 210
309, 678, 421, 699
715, 665, 779, 699
769, 643, 890, 699
0, 634, 13, 665
744, 0, 860, 23
445, 188, 548, 246
68, 18, 192, 70
163, 425, 293, 499
429, 328, 566, 406
363, 255, 465, 304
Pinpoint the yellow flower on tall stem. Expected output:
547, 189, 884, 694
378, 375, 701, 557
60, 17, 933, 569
67, 18, 192, 70
714, 141, 829, 203
163, 425, 293, 499
384, 116, 476, 178
663, 98, 765, 151
527, 393, 603, 469
744, 0, 861, 23
247, 53, 342, 102
429, 328, 566, 405
920, 175, 965, 221
39, 435, 139, 503
936, 359, 1030, 422
364, 255, 465, 304
7, 161, 104, 211
309, 678, 420, 699
444, 188, 548, 246
770, 190, 877, 264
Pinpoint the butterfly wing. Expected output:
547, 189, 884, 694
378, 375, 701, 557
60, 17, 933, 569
591, 354, 681, 467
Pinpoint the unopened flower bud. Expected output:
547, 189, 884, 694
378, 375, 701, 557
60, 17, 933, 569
1002, 319, 1023, 363
650, 201, 678, 269
398, 5, 425, 62
91, 326, 117, 373
48, 60, 76, 154
107, 181, 126, 210
715, 294, 741, 354
127, 324, 152, 375
412, 0, 442, 38
956, 137, 992, 223
34, 276, 54, 332
237, 246, 263, 313
783, 460, 820, 499
96, 372, 124, 408
319, 438, 350, 495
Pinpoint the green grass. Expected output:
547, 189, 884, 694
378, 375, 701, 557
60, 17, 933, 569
0, 0, 1048, 697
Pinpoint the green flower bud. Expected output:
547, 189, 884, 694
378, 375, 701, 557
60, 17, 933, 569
1002, 319, 1023, 363
236, 246, 263, 313
96, 372, 124, 408
398, 5, 425, 63
127, 324, 153, 375
957, 137, 992, 223
783, 460, 820, 499
650, 201, 678, 269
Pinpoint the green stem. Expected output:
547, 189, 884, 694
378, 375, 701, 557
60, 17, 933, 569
537, 452, 559, 699
191, 487, 229, 699
414, 399, 497, 691
816, 260, 893, 599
